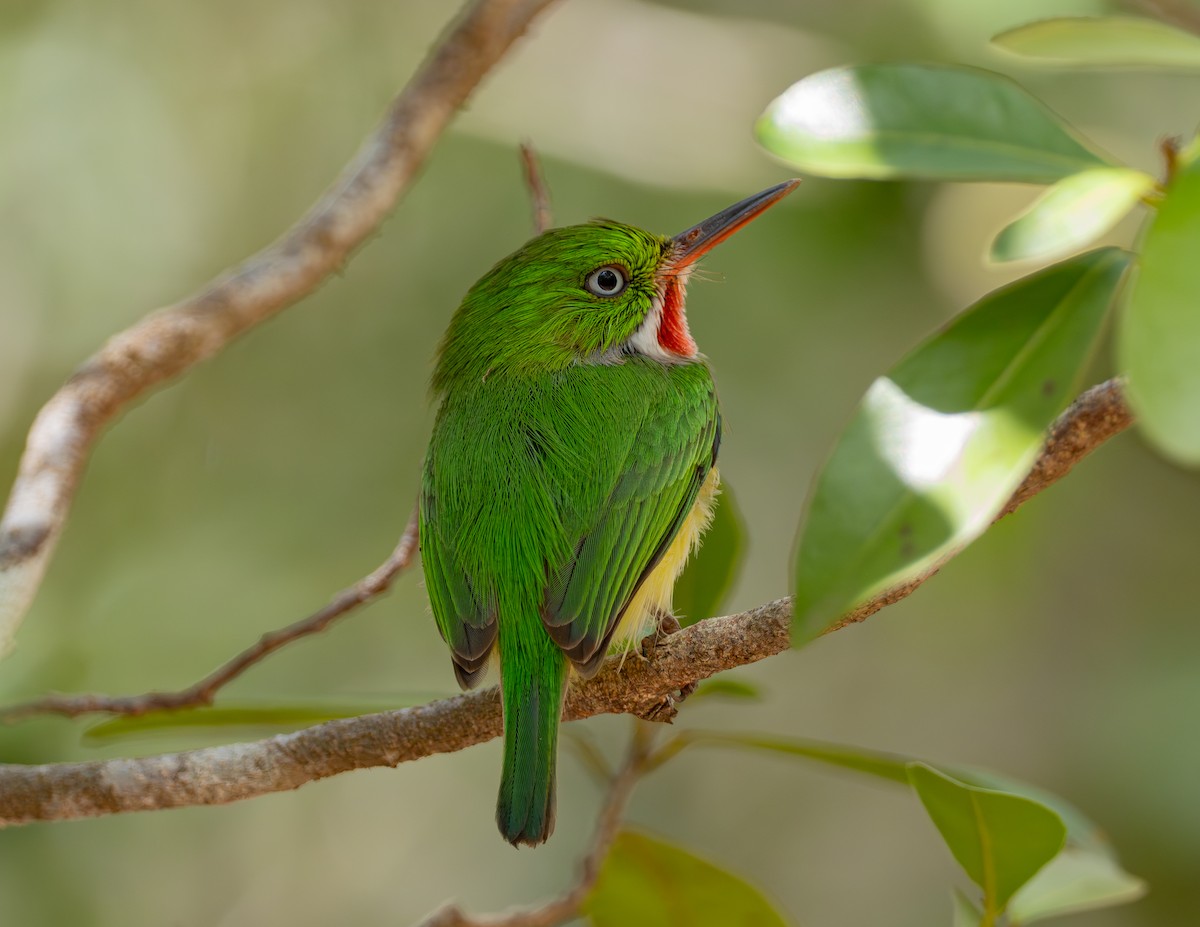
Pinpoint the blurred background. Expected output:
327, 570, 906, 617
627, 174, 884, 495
1, 0, 1198, 924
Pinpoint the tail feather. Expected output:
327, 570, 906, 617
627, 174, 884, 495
496, 653, 567, 847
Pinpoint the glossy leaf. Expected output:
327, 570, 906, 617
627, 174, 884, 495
991, 168, 1155, 263
1119, 157, 1200, 463
1008, 847, 1147, 923
584, 829, 791, 927
83, 699, 422, 742
673, 483, 747, 625
994, 16, 1200, 69
756, 64, 1111, 182
908, 763, 1067, 915
793, 248, 1130, 640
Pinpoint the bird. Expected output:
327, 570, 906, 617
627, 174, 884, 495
418, 180, 798, 846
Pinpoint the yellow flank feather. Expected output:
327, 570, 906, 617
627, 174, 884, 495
610, 466, 721, 649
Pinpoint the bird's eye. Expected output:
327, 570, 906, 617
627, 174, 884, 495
585, 265, 628, 297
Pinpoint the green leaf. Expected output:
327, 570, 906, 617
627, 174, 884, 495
993, 16, 1200, 69
991, 168, 1155, 263
950, 768, 1110, 857
755, 64, 1112, 183
952, 889, 984, 927
793, 248, 1131, 641
681, 731, 1144, 914
673, 483, 747, 625
908, 763, 1067, 916
83, 699, 422, 742
688, 732, 911, 784
690, 678, 762, 702
1119, 157, 1200, 464
1008, 847, 1147, 923
584, 829, 791, 927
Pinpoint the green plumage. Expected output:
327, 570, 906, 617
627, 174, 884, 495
418, 183, 794, 845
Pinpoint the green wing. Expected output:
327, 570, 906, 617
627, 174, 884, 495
419, 471, 497, 689
542, 374, 720, 676
420, 359, 718, 687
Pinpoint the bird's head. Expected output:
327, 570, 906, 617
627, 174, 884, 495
432, 180, 798, 392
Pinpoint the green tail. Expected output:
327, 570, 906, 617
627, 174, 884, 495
496, 640, 567, 847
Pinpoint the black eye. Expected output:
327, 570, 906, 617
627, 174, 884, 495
585, 265, 627, 297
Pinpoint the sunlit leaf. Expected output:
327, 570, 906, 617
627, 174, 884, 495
673, 483, 747, 625
993, 16, 1200, 69
792, 248, 1130, 641
83, 699, 423, 743
990, 168, 1155, 263
1119, 157, 1200, 464
952, 888, 983, 927
756, 64, 1111, 182
908, 763, 1066, 915
1008, 847, 1147, 923
691, 678, 762, 702
584, 829, 791, 927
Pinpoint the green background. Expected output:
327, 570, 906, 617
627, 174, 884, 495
0, 0, 1197, 924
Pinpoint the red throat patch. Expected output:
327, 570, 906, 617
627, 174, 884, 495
657, 278, 697, 357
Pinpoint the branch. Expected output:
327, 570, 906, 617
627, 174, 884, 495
0, 0, 559, 656
418, 725, 654, 927
829, 377, 1134, 632
0, 509, 420, 723
0, 143, 552, 722
1139, 0, 1200, 37
0, 378, 1132, 827
519, 141, 554, 235
0, 141, 554, 723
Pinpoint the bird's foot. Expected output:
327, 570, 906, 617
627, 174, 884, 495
638, 697, 680, 724
639, 610, 682, 659
633, 611, 696, 723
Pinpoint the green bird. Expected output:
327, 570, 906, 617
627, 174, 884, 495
419, 180, 798, 846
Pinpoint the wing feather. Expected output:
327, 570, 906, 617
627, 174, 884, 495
543, 383, 718, 673
420, 358, 718, 687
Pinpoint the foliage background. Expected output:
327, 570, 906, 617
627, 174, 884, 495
0, 0, 1197, 924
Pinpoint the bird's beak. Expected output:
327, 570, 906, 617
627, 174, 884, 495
670, 179, 800, 267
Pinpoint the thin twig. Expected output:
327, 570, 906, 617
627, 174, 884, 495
1139, 0, 1200, 36
0, 0, 559, 656
519, 141, 553, 234
0, 139, 554, 721
0, 377, 1132, 827
0, 509, 420, 723
418, 724, 655, 927
0, 141, 557, 725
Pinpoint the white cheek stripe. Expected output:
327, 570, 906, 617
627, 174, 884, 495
625, 294, 679, 363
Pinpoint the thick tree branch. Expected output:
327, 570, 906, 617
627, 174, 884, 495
0, 378, 1131, 827
0, 0, 559, 655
